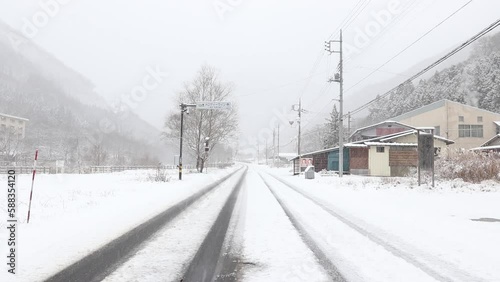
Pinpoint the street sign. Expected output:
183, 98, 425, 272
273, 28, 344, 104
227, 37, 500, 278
196, 101, 232, 110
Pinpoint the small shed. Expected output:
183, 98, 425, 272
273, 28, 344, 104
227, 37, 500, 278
327, 147, 350, 172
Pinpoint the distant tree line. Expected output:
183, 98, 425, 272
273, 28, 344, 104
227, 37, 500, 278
365, 32, 500, 123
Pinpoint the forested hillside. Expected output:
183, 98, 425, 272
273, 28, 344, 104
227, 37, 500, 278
366, 31, 500, 123
0, 22, 167, 169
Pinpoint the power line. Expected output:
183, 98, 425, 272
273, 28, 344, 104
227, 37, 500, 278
327, 0, 369, 40
342, 0, 420, 65
349, 17, 500, 116
345, 0, 473, 94
297, 0, 371, 101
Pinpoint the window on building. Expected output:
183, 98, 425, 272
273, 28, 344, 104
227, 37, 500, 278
477, 116, 483, 123
434, 126, 440, 136
459, 124, 483, 138
459, 116, 464, 122
376, 147, 385, 153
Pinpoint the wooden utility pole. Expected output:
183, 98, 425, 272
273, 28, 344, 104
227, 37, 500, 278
326, 29, 344, 177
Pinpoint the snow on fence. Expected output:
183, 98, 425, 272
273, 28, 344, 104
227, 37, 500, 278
0, 166, 50, 174
89, 163, 234, 174
0, 163, 235, 174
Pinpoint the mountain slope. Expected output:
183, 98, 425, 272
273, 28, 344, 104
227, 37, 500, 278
362, 30, 500, 124
0, 21, 173, 168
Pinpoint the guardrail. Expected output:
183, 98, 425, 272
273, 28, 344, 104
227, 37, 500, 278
0, 167, 49, 174
0, 163, 234, 174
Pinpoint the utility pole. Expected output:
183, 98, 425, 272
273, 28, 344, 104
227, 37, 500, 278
265, 138, 268, 165
273, 128, 276, 167
178, 103, 196, 180
326, 29, 344, 177
291, 99, 304, 155
298, 98, 302, 157
257, 142, 260, 164
179, 104, 186, 180
277, 124, 280, 167
347, 111, 351, 139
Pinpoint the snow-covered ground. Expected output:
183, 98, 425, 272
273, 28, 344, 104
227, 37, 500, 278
0, 166, 240, 282
1, 164, 499, 281
103, 168, 246, 282
263, 166, 500, 281
234, 169, 330, 281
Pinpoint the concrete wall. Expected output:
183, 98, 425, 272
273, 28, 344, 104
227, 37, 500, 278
397, 101, 500, 149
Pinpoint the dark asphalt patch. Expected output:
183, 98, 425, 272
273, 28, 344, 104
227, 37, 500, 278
182, 169, 247, 282
44, 167, 244, 282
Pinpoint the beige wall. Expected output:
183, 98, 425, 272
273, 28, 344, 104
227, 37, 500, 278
0, 115, 27, 138
397, 101, 500, 149
392, 134, 449, 149
368, 145, 390, 176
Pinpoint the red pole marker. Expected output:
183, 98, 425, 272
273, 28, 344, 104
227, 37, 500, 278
27, 149, 38, 223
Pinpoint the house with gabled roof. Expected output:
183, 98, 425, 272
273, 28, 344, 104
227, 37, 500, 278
292, 129, 454, 177
390, 99, 500, 149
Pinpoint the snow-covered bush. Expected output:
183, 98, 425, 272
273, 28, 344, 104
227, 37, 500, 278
147, 167, 171, 182
437, 151, 500, 183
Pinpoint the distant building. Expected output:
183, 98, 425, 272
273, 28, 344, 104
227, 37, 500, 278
390, 99, 500, 149
292, 129, 454, 177
0, 113, 29, 139
349, 120, 416, 142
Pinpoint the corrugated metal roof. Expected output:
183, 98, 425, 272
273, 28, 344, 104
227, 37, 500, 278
365, 142, 417, 147
380, 130, 454, 145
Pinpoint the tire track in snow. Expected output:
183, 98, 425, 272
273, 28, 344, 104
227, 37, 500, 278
258, 173, 347, 282
181, 168, 247, 281
267, 172, 486, 282
44, 167, 245, 282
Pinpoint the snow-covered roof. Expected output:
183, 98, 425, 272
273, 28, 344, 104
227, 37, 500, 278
344, 143, 368, 148
470, 145, 500, 151
364, 142, 417, 147
380, 130, 454, 145
279, 153, 297, 161
349, 120, 416, 139
391, 99, 500, 122
0, 113, 29, 122
479, 134, 500, 147
349, 129, 416, 144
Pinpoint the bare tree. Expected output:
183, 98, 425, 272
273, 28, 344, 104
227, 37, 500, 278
86, 135, 108, 166
163, 65, 238, 172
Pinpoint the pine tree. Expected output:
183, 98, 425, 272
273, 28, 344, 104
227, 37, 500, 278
323, 104, 340, 148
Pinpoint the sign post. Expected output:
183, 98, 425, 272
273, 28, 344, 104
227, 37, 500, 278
196, 101, 232, 110
417, 127, 435, 187
177, 102, 231, 180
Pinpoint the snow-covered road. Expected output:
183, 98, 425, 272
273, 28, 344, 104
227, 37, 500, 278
1, 164, 499, 281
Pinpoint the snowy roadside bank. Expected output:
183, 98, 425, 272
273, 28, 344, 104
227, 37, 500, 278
0, 166, 240, 282
266, 167, 500, 281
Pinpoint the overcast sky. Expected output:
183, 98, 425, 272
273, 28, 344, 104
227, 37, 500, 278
1, 0, 499, 152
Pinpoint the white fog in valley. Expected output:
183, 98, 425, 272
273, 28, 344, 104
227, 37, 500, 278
1, 1, 500, 282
